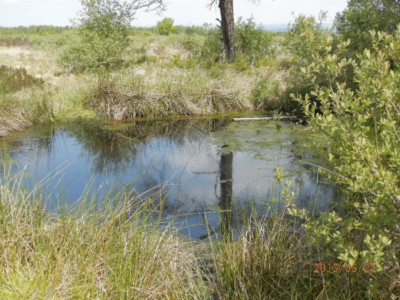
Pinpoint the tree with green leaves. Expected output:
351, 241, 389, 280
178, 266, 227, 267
156, 18, 178, 36
61, 0, 166, 73
335, 0, 400, 53
75, 0, 135, 72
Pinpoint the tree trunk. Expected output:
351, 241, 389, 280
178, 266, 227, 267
219, 0, 235, 63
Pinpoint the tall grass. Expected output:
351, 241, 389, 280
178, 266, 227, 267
207, 207, 397, 299
0, 165, 212, 299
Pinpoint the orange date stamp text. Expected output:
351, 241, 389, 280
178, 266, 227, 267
314, 263, 375, 274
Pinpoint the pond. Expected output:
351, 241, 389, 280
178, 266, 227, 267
2, 115, 337, 239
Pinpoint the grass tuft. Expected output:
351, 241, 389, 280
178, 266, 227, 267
84, 77, 254, 120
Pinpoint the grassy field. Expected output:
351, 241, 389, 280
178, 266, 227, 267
0, 27, 292, 137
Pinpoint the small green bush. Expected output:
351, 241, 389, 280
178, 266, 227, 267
181, 32, 203, 58
235, 17, 275, 64
283, 13, 342, 103
174, 24, 211, 36
200, 28, 221, 62
58, 0, 134, 73
285, 12, 333, 69
200, 17, 275, 65
0, 65, 44, 93
156, 18, 178, 36
57, 38, 90, 73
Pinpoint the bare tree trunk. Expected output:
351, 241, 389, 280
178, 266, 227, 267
219, 0, 235, 63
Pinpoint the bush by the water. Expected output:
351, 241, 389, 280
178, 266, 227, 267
288, 28, 400, 297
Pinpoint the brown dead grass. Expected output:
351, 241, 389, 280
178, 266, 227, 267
84, 77, 254, 121
0, 96, 31, 136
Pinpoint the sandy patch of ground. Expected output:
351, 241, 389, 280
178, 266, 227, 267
0, 46, 62, 83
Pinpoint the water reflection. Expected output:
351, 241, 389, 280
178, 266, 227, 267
219, 146, 233, 239
3, 118, 337, 239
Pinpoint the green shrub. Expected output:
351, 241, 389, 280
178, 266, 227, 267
200, 28, 221, 62
58, 0, 134, 73
0, 65, 44, 93
200, 17, 275, 65
156, 18, 178, 36
57, 38, 91, 73
174, 24, 212, 36
288, 28, 400, 297
335, 0, 400, 54
0, 25, 71, 36
181, 32, 204, 58
235, 17, 275, 64
52, 29, 80, 47
283, 13, 344, 104
285, 12, 333, 69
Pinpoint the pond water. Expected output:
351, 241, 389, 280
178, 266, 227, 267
2, 115, 337, 239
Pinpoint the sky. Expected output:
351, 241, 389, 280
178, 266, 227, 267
0, 0, 349, 28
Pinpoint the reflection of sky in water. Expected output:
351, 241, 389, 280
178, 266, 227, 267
4, 119, 337, 239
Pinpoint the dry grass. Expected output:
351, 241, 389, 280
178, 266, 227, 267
0, 45, 97, 136
0, 96, 31, 137
84, 75, 254, 120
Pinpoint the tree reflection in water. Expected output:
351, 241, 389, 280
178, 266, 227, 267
219, 145, 233, 240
